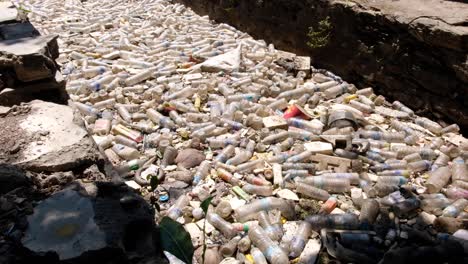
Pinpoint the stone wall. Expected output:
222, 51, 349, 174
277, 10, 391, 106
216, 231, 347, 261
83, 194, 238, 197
176, 0, 468, 131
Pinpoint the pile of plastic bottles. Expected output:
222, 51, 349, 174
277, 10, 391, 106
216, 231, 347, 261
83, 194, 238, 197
25, 0, 468, 263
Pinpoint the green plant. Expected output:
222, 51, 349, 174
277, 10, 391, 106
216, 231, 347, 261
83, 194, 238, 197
159, 217, 194, 263
307, 16, 333, 49
14, 2, 31, 22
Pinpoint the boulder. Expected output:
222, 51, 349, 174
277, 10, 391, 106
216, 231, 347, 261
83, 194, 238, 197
0, 34, 59, 82
22, 182, 156, 261
0, 164, 30, 195
174, 148, 205, 169
13, 100, 102, 172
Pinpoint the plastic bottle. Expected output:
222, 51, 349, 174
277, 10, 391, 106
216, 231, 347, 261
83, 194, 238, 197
167, 194, 190, 220
377, 170, 411, 177
425, 166, 452, 193
220, 236, 241, 257
207, 137, 240, 149
93, 119, 112, 135
432, 153, 450, 171
248, 225, 289, 264
251, 247, 268, 264
296, 177, 351, 193
283, 169, 309, 179
420, 197, 452, 215
161, 146, 178, 168
359, 199, 380, 225
257, 211, 282, 241
305, 214, 360, 230
444, 186, 468, 199
370, 161, 407, 172
285, 150, 312, 163
287, 118, 323, 134
238, 236, 251, 253
403, 153, 422, 163
289, 221, 312, 258
236, 159, 264, 172
442, 198, 468, 217
242, 184, 273, 196
452, 157, 468, 182
193, 160, 211, 185
147, 109, 175, 129
227, 149, 252, 166
282, 163, 315, 172
206, 213, 237, 239
376, 176, 408, 186
453, 180, 468, 190
320, 173, 360, 184
115, 135, 138, 148
234, 197, 295, 222
408, 160, 432, 172
415, 117, 442, 135
392, 197, 421, 217
245, 175, 271, 186
215, 145, 236, 163
392, 101, 414, 116
440, 124, 460, 134
324, 83, 349, 99
112, 144, 140, 160
217, 168, 240, 186
295, 182, 331, 201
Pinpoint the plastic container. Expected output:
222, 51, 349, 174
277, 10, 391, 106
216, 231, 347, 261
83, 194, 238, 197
167, 194, 190, 220
234, 197, 295, 222
112, 144, 140, 160
289, 221, 312, 258
392, 197, 421, 217
452, 157, 468, 182
320, 173, 360, 184
206, 213, 237, 239
425, 166, 452, 193
297, 177, 350, 193
442, 198, 468, 217
93, 119, 111, 135
295, 182, 331, 201
251, 247, 268, 264
359, 199, 380, 225
242, 184, 273, 196
415, 117, 442, 135
193, 160, 211, 185
245, 175, 271, 186
215, 145, 235, 163
220, 236, 241, 257
420, 197, 452, 215
248, 225, 289, 264
408, 160, 432, 172
305, 214, 360, 230
217, 168, 240, 186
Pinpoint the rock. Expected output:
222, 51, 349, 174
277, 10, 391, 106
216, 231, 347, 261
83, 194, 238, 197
0, 34, 59, 82
0, 105, 10, 116
167, 170, 193, 183
41, 171, 74, 188
0, 2, 18, 23
14, 101, 101, 172
22, 182, 155, 261
175, 148, 205, 168
0, 164, 30, 195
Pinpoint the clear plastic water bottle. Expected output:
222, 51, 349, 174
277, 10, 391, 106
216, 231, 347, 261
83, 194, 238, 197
248, 225, 289, 264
